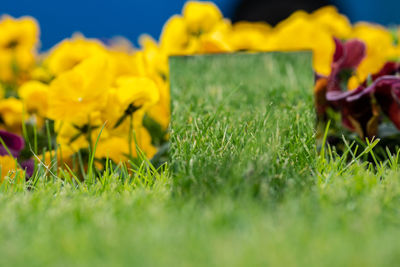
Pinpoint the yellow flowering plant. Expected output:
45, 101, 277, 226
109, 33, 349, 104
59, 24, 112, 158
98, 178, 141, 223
0, 1, 400, 180
0, 15, 39, 85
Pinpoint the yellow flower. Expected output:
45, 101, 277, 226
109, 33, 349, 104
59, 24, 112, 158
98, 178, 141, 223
54, 121, 89, 153
82, 96, 158, 163
147, 80, 170, 130
160, 16, 192, 55
99, 78, 160, 159
100, 89, 144, 139
95, 136, 129, 163
0, 53, 14, 84
47, 55, 112, 123
0, 97, 23, 133
311, 6, 352, 39
18, 80, 49, 117
52, 112, 106, 164
138, 35, 169, 79
229, 21, 271, 51
182, 1, 223, 35
96, 127, 157, 162
45, 34, 107, 76
0, 15, 39, 83
108, 50, 139, 81
0, 15, 38, 51
0, 155, 18, 182
30, 66, 53, 83
137, 37, 171, 129
99, 89, 124, 128
100, 76, 159, 132
266, 11, 335, 75
350, 23, 396, 85
115, 76, 160, 112
197, 20, 233, 53
159, 1, 226, 55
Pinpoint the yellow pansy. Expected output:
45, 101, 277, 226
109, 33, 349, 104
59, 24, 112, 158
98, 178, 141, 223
350, 23, 397, 85
0, 97, 23, 133
197, 20, 233, 53
266, 11, 335, 75
18, 80, 49, 117
30, 66, 53, 83
54, 121, 89, 153
0, 53, 14, 84
160, 1, 226, 56
95, 136, 130, 163
182, 1, 223, 35
160, 16, 192, 55
47, 55, 112, 123
0, 15, 38, 50
100, 89, 142, 142
0, 15, 39, 83
0, 155, 19, 182
108, 50, 139, 81
99, 88, 123, 127
138, 35, 169, 79
53, 112, 105, 161
311, 6, 352, 39
147, 80, 170, 130
101, 76, 160, 134
229, 21, 271, 51
137, 37, 171, 130
100, 80, 159, 158
115, 76, 160, 112
96, 127, 157, 162
147, 103, 170, 130
98, 97, 157, 162
45, 34, 107, 76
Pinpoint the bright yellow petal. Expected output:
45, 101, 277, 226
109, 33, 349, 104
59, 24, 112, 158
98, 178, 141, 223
182, 1, 223, 34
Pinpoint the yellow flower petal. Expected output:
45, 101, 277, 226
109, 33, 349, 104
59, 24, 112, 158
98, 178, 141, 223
182, 1, 223, 34
47, 55, 112, 123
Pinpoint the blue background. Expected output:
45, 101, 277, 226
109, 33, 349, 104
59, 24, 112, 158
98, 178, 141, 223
1, 0, 399, 50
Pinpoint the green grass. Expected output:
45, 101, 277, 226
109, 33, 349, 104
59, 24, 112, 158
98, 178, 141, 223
170, 52, 315, 198
1, 52, 400, 266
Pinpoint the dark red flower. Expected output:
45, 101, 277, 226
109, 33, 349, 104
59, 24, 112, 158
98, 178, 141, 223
0, 130, 25, 157
314, 38, 400, 139
20, 159, 34, 177
327, 38, 366, 94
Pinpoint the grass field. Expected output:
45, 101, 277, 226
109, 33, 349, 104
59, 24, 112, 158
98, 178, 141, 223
1, 52, 400, 266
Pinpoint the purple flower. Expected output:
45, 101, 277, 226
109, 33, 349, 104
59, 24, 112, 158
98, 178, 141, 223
0, 130, 25, 157
314, 38, 400, 139
20, 159, 34, 177
314, 38, 366, 117
327, 38, 366, 94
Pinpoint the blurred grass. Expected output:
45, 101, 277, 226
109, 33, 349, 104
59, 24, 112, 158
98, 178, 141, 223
1, 52, 400, 266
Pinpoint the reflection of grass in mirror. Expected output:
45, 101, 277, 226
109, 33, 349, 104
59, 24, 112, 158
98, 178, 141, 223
170, 52, 315, 198
2, 52, 400, 266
